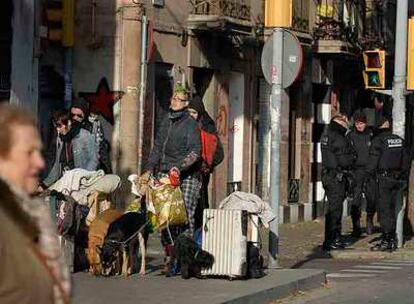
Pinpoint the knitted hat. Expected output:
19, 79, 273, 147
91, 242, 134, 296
188, 96, 205, 114
71, 98, 89, 115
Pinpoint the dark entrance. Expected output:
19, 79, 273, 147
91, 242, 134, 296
0, 0, 12, 101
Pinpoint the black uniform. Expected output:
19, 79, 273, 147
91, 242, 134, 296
367, 128, 410, 251
347, 128, 375, 235
321, 120, 355, 250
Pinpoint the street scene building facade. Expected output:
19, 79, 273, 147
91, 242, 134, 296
1, 0, 411, 223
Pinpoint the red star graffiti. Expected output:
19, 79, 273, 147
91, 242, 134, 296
79, 78, 124, 124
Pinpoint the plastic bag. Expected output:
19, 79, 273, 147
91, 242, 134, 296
149, 181, 187, 230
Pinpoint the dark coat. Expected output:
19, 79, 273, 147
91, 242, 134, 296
321, 120, 355, 170
0, 179, 54, 304
146, 110, 201, 175
367, 128, 411, 176
347, 128, 372, 169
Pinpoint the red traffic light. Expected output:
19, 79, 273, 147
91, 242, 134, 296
365, 53, 382, 68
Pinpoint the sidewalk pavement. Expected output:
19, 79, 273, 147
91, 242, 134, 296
278, 213, 414, 267
72, 225, 327, 304
73, 213, 414, 304
72, 267, 325, 304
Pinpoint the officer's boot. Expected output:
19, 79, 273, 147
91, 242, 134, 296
386, 233, 397, 252
366, 213, 374, 235
371, 233, 388, 251
330, 232, 346, 249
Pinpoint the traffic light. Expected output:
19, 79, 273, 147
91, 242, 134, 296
265, 0, 292, 28
363, 49, 385, 89
45, 0, 74, 47
407, 17, 414, 90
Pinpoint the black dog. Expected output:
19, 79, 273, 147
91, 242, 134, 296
175, 233, 214, 279
98, 211, 148, 277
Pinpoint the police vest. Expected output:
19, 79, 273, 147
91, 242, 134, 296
378, 135, 405, 170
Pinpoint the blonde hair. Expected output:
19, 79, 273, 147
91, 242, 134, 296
0, 104, 36, 157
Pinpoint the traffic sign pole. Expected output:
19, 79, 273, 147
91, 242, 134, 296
261, 28, 303, 268
392, 0, 408, 249
268, 28, 283, 269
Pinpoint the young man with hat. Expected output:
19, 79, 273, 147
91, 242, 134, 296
347, 110, 375, 237
70, 98, 112, 173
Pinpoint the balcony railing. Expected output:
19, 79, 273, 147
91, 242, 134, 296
191, 0, 251, 21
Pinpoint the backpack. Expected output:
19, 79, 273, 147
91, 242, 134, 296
201, 130, 218, 167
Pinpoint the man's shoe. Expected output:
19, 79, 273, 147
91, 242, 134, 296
333, 238, 347, 248
370, 239, 388, 251
322, 240, 345, 251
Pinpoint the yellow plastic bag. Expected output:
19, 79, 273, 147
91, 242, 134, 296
125, 198, 157, 232
149, 182, 188, 230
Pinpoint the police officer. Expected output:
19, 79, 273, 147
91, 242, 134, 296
347, 111, 375, 237
321, 114, 356, 251
367, 118, 410, 252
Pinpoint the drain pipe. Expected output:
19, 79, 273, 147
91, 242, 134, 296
137, 14, 148, 173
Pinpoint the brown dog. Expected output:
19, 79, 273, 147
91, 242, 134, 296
87, 209, 123, 275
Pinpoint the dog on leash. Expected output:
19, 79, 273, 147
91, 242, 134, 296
175, 233, 214, 279
98, 211, 148, 277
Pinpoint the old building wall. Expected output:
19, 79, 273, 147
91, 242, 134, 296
10, 0, 37, 113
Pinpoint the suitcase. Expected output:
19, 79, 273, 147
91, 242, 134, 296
201, 209, 249, 278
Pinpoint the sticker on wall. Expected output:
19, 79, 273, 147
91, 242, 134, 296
79, 77, 124, 125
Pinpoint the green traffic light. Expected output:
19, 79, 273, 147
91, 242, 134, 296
366, 71, 381, 87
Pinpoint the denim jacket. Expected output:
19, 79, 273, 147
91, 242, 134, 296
43, 129, 98, 187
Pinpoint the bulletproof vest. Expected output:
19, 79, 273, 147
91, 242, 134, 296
378, 134, 404, 170
321, 127, 355, 169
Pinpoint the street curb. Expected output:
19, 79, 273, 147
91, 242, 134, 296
330, 249, 414, 260
222, 270, 326, 304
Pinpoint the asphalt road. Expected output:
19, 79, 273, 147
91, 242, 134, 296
275, 258, 414, 304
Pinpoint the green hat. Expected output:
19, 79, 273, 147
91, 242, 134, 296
174, 83, 189, 96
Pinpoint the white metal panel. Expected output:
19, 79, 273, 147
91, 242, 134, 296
202, 209, 247, 277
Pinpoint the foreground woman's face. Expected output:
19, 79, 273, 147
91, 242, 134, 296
0, 125, 45, 194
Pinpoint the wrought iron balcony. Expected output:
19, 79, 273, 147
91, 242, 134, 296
188, 0, 253, 35
191, 0, 250, 20
312, 0, 360, 54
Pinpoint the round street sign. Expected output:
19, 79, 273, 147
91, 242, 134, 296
261, 30, 303, 88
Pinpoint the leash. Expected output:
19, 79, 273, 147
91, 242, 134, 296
107, 219, 150, 246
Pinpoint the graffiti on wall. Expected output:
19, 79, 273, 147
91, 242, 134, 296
216, 81, 229, 138
79, 77, 124, 125
216, 105, 227, 137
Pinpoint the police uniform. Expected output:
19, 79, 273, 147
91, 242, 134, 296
348, 126, 374, 237
321, 119, 355, 251
367, 127, 410, 251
